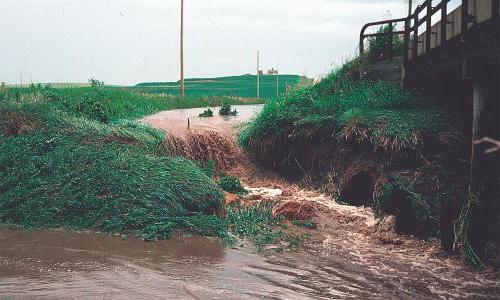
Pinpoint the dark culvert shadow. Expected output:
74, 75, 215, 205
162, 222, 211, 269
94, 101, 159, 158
339, 172, 375, 207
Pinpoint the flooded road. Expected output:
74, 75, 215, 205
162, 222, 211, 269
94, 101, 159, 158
2, 105, 499, 299
142, 104, 263, 136
1, 229, 499, 299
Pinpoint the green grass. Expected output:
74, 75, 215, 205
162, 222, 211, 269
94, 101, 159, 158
226, 202, 306, 250
0, 97, 225, 237
0, 85, 301, 249
135, 74, 310, 99
238, 61, 461, 240
218, 174, 248, 196
1, 85, 264, 123
239, 64, 457, 154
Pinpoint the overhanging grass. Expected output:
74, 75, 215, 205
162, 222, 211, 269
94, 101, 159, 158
239, 66, 457, 153
0, 96, 225, 237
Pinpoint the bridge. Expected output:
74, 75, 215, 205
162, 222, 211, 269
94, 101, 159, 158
359, 0, 499, 257
359, 0, 499, 88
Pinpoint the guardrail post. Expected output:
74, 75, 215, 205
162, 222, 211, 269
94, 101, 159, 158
492, 0, 499, 27
387, 21, 394, 60
441, 0, 448, 47
425, 0, 432, 53
413, 13, 419, 58
359, 36, 365, 79
461, 0, 469, 38
403, 17, 410, 87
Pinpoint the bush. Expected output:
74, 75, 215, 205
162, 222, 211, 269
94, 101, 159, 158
199, 108, 214, 118
219, 102, 238, 116
77, 93, 110, 123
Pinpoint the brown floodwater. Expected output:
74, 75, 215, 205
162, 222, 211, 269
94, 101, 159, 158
142, 104, 263, 136
1, 229, 499, 299
2, 106, 499, 299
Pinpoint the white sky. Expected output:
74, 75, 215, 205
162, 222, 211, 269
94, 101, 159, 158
0, 0, 461, 86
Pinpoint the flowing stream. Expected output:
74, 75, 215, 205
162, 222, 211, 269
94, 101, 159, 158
1, 229, 499, 299
2, 105, 499, 299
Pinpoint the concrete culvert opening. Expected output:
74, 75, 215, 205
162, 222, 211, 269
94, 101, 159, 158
339, 172, 375, 206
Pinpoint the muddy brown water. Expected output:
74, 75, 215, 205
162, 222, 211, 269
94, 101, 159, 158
2, 105, 500, 299
142, 104, 264, 136
1, 229, 499, 299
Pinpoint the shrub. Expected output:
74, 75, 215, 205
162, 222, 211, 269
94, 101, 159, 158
77, 93, 110, 123
199, 108, 214, 118
219, 101, 238, 116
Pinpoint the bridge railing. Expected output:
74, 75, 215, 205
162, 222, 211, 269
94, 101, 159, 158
359, 0, 500, 82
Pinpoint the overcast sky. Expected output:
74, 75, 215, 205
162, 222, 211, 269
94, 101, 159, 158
0, 0, 458, 85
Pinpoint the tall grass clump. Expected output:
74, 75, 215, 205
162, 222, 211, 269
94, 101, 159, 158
240, 63, 457, 154
0, 93, 227, 238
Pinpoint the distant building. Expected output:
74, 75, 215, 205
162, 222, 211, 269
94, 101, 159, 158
258, 70, 264, 75
267, 68, 279, 75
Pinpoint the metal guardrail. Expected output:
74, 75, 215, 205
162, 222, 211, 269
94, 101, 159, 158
359, 0, 500, 82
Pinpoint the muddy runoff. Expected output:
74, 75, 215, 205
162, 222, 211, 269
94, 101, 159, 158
2, 105, 499, 299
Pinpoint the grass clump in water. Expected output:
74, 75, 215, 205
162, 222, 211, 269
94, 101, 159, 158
219, 101, 238, 116
199, 108, 214, 118
226, 202, 306, 250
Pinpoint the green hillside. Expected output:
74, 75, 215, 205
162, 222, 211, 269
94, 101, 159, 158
135, 74, 311, 98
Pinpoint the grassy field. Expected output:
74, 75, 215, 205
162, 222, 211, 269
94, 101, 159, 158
135, 74, 311, 98
1, 85, 265, 122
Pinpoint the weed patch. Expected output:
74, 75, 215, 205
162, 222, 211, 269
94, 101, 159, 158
218, 174, 248, 196
225, 201, 307, 250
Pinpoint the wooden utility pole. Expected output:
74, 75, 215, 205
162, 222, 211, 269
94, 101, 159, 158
180, 0, 185, 97
257, 51, 260, 99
